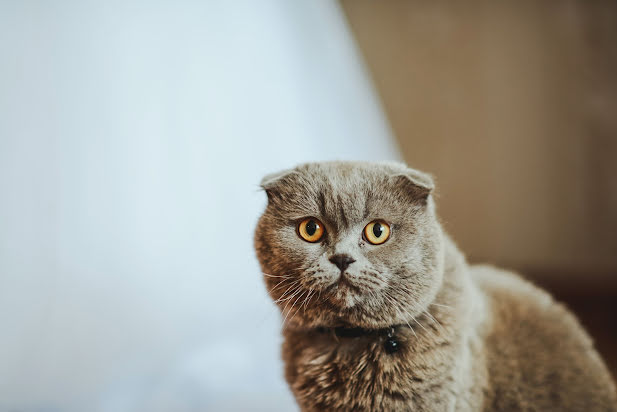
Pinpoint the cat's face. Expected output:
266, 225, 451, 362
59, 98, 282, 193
254, 162, 445, 329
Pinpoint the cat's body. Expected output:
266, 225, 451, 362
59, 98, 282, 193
254, 161, 616, 411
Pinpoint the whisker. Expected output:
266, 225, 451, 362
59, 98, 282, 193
281, 285, 304, 317
277, 284, 302, 304
285, 289, 309, 327
268, 278, 294, 294
430, 303, 453, 310
383, 292, 417, 338
281, 307, 293, 330
412, 316, 428, 333
302, 288, 315, 313
316, 286, 323, 303
273, 281, 300, 302
275, 291, 300, 304
262, 273, 293, 279
423, 309, 445, 333
282, 290, 305, 328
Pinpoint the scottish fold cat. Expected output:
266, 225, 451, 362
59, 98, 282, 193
254, 161, 616, 411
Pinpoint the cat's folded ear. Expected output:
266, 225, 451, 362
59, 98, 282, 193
390, 168, 435, 203
260, 168, 297, 202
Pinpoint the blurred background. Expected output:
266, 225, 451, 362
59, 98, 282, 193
0, 1, 615, 411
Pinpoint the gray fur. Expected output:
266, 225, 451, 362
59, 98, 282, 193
254, 161, 617, 411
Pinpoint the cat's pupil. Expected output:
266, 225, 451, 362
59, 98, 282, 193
373, 222, 383, 238
306, 220, 317, 236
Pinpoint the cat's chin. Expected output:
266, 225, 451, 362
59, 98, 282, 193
284, 298, 401, 330
280, 280, 396, 329
325, 283, 364, 309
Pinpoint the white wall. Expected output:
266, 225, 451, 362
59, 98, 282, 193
0, 1, 399, 411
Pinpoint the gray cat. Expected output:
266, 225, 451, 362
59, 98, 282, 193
254, 161, 617, 411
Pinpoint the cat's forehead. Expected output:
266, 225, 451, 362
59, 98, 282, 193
296, 161, 407, 187
275, 162, 413, 226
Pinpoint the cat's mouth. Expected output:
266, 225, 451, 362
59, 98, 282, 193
336, 275, 363, 293
320, 273, 364, 294
323, 274, 366, 308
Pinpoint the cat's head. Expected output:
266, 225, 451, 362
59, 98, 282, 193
254, 161, 445, 329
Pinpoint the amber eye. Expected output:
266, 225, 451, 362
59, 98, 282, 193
364, 220, 391, 245
297, 218, 325, 243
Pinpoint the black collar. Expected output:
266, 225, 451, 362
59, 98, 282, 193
335, 326, 380, 338
316, 325, 402, 354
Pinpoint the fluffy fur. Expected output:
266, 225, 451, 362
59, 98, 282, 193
254, 161, 617, 411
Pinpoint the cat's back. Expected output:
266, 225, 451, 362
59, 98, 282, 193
470, 265, 617, 411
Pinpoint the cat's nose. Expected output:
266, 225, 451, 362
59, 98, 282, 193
329, 254, 355, 272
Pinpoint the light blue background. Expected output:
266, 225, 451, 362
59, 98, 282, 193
0, 1, 399, 410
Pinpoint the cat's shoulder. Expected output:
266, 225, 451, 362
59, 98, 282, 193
469, 264, 553, 309
467, 264, 589, 346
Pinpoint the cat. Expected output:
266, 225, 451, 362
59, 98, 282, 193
253, 161, 617, 411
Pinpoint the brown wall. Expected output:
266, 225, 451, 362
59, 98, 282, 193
341, 1, 617, 280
